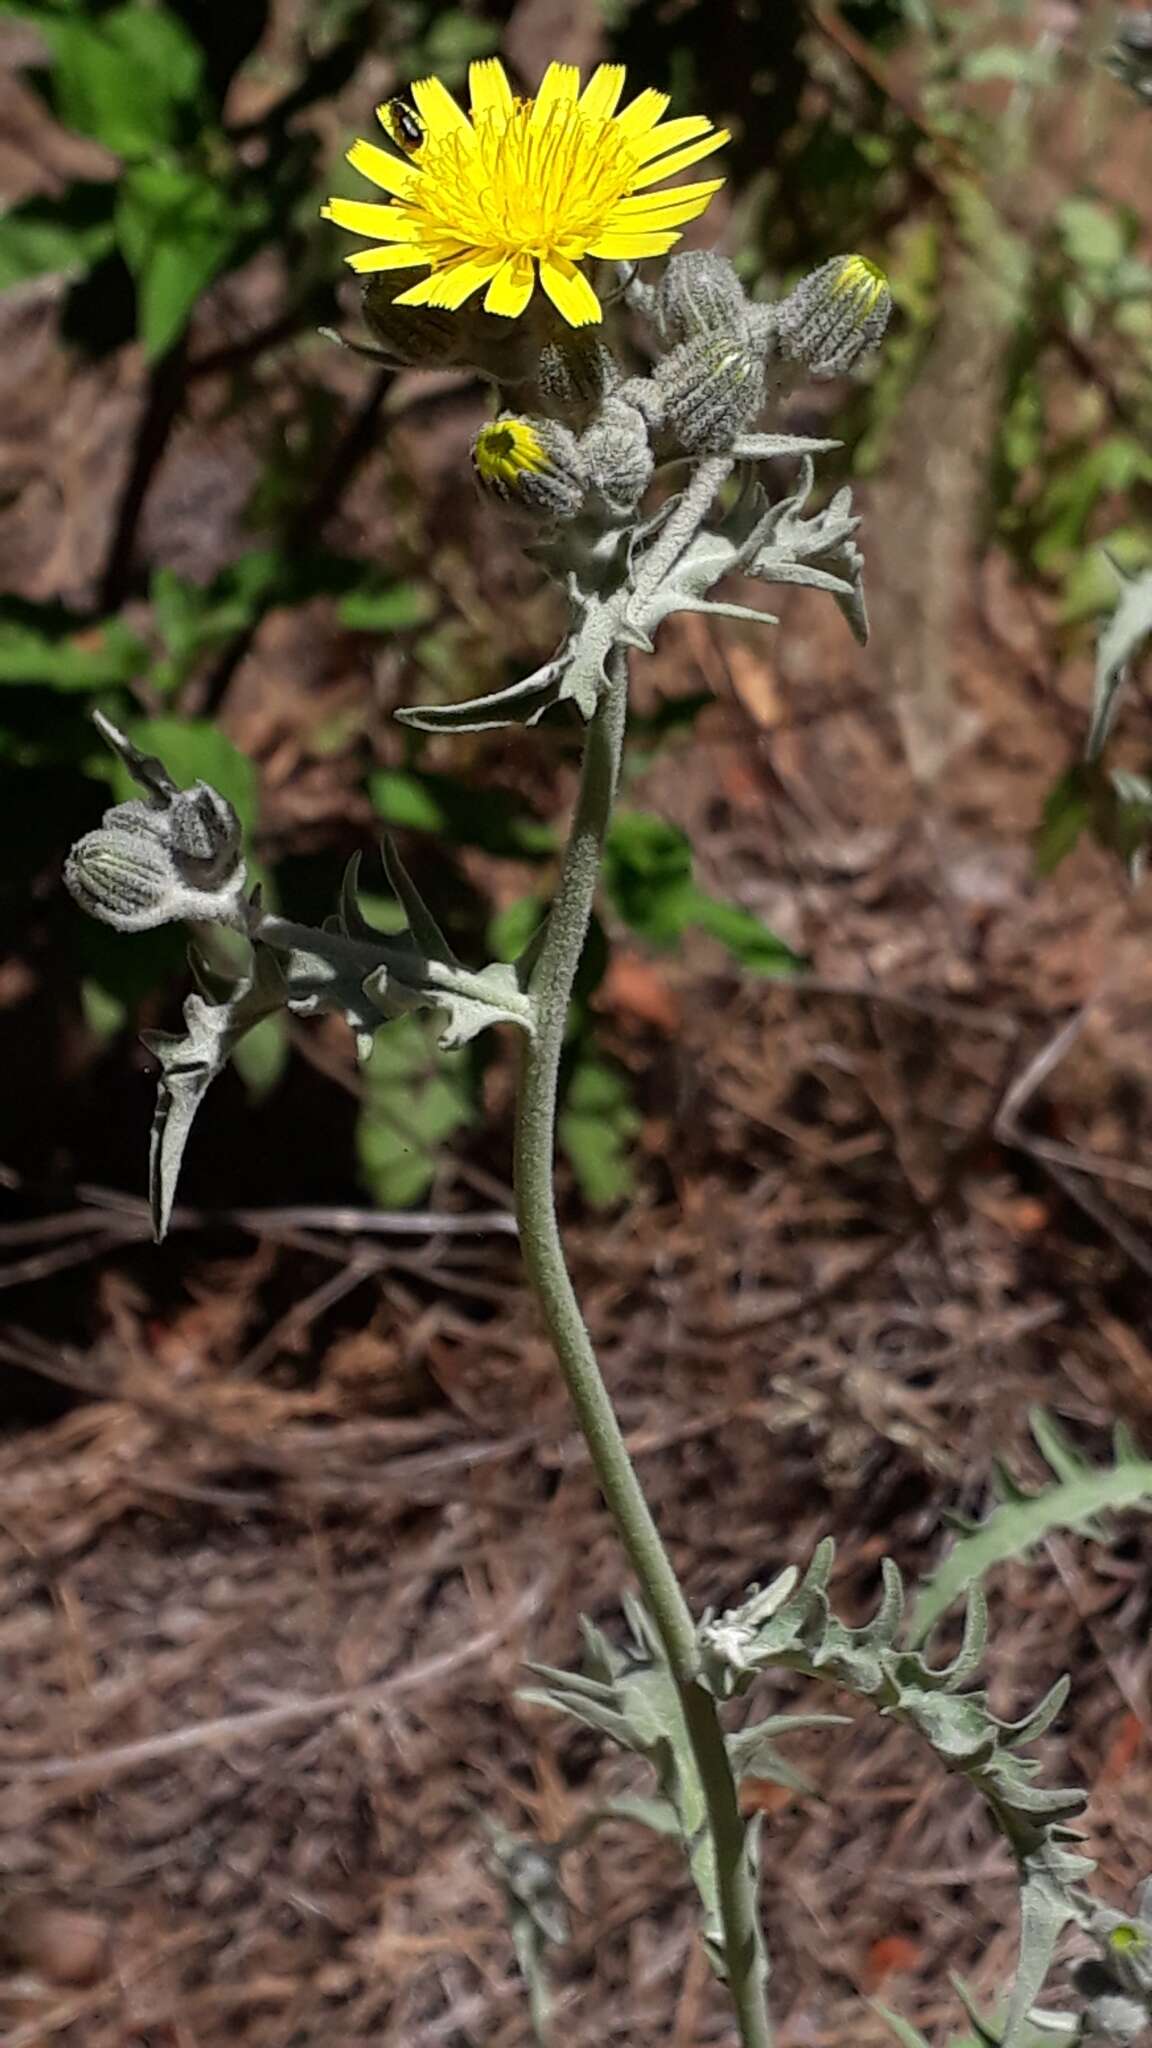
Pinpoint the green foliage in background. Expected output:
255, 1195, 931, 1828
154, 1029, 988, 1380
1037, 560, 1152, 880
4, 0, 271, 355
356, 1013, 475, 1208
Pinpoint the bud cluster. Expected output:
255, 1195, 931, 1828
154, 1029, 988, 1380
642, 250, 768, 456
458, 246, 892, 532
65, 719, 247, 933
471, 392, 654, 530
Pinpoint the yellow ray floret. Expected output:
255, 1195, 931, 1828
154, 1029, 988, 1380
473, 418, 548, 488
322, 58, 729, 327
830, 254, 889, 315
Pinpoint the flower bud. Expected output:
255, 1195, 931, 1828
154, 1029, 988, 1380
773, 253, 891, 379
65, 786, 247, 933
361, 278, 538, 382
1073, 1961, 1150, 2046
653, 333, 765, 455
1109, 13, 1152, 103
66, 828, 183, 932
472, 414, 587, 521
533, 331, 620, 428
579, 396, 653, 520
361, 276, 469, 370
164, 783, 243, 886
652, 250, 749, 348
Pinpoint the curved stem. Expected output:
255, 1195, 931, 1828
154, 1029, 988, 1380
513, 648, 772, 2048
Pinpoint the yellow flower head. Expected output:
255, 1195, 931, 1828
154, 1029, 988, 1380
322, 59, 729, 328
473, 418, 551, 489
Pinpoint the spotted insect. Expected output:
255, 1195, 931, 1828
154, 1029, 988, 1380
381, 97, 425, 154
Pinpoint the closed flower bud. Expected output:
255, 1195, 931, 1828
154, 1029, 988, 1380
66, 787, 247, 933
164, 783, 243, 887
653, 333, 765, 455
66, 829, 182, 932
533, 331, 620, 428
773, 253, 891, 379
472, 415, 587, 521
579, 396, 653, 520
1073, 1962, 1150, 2045
361, 278, 538, 382
653, 250, 749, 347
361, 276, 468, 369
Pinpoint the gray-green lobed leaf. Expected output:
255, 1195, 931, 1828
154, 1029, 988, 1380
143, 944, 287, 1240
397, 436, 865, 734
699, 1543, 1092, 2048
1087, 560, 1152, 761
523, 1596, 772, 1998
911, 1410, 1152, 1644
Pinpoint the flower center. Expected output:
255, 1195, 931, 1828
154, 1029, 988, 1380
413, 100, 640, 259
473, 419, 548, 488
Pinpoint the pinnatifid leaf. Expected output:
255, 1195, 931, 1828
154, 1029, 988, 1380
1087, 561, 1152, 761
911, 1410, 1152, 1644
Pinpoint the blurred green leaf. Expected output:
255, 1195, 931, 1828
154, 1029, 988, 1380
604, 812, 803, 972
1037, 759, 1152, 884
1035, 766, 1092, 875
603, 811, 697, 944
0, 602, 145, 691
0, 184, 116, 292
148, 555, 280, 693
1059, 528, 1152, 624
1100, 769, 1152, 880
1057, 197, 1129, 276
146, 556, 431, 689
1031, 438, 1152, 576
117, 162, 261, 356
80, 977, 127, 1041
33, 3, 206, 157
337, 580, 436, 632
691, 896, 803, 976
559, 1055, 640, 1208
489, 893, 546, 965
357, 1016, 473, 1208
420, 9, 500, 75
960, 44, 1053, 86
370, 771, 443, 835
996, 366, 1044, 485
853, 217, 941, 474
71, 912, 185, 1008
370, 769, 555, 860
231, 1010, 289, 1100
628, 690, 713, 747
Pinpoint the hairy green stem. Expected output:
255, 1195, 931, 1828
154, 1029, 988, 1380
513, 647, 772, 2048
633, 452, 734, 598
